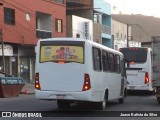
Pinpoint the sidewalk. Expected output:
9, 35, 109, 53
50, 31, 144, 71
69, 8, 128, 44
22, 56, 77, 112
21, 83, 35, 94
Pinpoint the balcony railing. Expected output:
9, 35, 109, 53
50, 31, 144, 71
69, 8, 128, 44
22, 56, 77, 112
36, 29, 52, 39
102, 25, 111, 35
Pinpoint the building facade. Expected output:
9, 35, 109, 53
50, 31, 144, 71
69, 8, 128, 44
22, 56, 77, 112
67, 15, 93, 40
93, 0, 111, 47
0, 0, 66, 83
66, 0, 112, 48
112, 19, 141, 50
66, 0, 93, 20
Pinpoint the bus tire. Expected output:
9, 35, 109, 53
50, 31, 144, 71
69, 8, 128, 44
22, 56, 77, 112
119, 97, 124, 104
124, 88, 127, 97
98, 91, 108, 110
57, 100, 70, 108
119, 89, 126, 104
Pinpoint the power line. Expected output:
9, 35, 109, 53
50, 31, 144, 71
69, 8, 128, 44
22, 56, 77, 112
0, 13, 36, 45
0, 8, 35, 36
0, 0, 111, 42
1, 0, 63, 31
1, 1, 82, 34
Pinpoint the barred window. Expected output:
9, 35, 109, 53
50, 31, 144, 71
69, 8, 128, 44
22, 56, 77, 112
55, 18, 63, 33
4, 7, 15, 25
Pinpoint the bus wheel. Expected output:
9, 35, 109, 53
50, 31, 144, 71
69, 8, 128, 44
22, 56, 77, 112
119, 97, 124, 104
98, 93, 107, 110
119, 90, 125, 104
57, 100, 70, 108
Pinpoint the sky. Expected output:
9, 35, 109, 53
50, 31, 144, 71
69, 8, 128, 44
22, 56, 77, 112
105, 0, 160, 18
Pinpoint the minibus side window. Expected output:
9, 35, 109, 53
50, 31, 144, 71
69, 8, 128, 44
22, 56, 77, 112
92, 47, 102, 71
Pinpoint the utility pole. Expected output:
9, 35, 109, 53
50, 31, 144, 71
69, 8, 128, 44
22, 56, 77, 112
127, 24, 129, 47
0, 28, 5, 73
0, 0, 5, 73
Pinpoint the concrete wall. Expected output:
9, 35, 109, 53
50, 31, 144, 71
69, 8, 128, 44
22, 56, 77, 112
112, 19, 141, 50
66, 15, 73, 37
72, 15, 93, 41
67, 10, 93, 20
93, 23, 102, 43
112, 19, 128, 41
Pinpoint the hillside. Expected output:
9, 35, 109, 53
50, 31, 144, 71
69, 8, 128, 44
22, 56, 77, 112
112, 14, 160, 42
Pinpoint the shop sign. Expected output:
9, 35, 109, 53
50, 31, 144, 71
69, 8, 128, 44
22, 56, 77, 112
0, 44, 13, 56
84, 22, 89, 40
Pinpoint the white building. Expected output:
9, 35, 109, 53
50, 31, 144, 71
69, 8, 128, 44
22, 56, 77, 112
112, 19, 141, 50
67, 15, 93, 41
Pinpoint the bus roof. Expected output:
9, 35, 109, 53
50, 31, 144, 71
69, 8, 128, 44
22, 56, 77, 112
38, 38, 123, 56
120, 47, 152, 51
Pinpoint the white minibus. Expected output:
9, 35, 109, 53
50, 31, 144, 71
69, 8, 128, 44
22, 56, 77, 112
35, 38, 127, 110
120, 47, 153, 92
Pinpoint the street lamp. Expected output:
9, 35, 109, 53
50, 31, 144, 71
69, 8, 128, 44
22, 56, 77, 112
126, 24, 139, 47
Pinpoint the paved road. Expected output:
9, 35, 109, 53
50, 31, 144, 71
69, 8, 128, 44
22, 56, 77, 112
0, 93, 159, 120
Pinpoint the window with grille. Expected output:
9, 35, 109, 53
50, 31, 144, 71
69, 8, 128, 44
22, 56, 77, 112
4, 7, 15, 25
55, 18, 63, 33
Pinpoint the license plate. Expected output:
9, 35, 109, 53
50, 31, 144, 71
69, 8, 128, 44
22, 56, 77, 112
56, 95, 67, 99
129, 86, 135, 89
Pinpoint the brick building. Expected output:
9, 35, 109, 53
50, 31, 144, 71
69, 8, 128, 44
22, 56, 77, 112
0, 0, 66, 83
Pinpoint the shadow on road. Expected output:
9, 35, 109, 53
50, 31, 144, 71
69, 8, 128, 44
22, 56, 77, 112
127, 90, 155, 96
